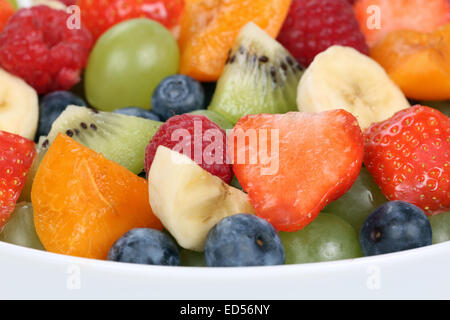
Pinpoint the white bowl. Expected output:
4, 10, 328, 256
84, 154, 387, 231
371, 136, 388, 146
0, 240, 449, 299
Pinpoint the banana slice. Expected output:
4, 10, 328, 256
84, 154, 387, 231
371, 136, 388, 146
0, 69, 39, 140
297, 46, 410, 129
30, 0, 67, 10
148, 146, 255, 252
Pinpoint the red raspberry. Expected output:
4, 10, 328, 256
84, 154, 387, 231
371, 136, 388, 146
77, 0, 185, 40
0, 6, 93, 94
145, 114, 233, 184
364, 105, 450, 216
59, 0, 76, 5
0, 131, 36, 229
277, 0, 369, 67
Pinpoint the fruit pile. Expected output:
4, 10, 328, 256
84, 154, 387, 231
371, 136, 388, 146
0, 0, 449, 267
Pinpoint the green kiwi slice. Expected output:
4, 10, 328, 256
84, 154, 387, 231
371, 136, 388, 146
208, 22, 304, 124
189, 109, 234, 130
39, 106, 162, 174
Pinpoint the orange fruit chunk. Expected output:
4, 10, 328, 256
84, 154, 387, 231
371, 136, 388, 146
354, 0, 450, 47
0, 0, 14, 32
178, 0, 292, 82
31, 134, 162, 260
371, 24, 450, 101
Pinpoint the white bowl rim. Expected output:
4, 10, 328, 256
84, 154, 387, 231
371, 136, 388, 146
1, 239, 449, 279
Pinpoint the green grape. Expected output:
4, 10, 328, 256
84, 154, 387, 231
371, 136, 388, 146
180, 249, 206, 267
325, 167, 387, 232
420, 100, 450, 117
8, 0, 18, 9
19, 147, 46, 203
230, 176, 244, 191
0, 203, 45, 250
429, 211, 450, 244
85, 19, 179, 111
190, 110, 234, 130
279, 213, 362, 264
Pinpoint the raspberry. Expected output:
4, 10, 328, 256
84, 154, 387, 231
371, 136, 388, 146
277, 0, 369, 67
77, 0, 184, 40
0, 6, 93, 94
145, 114, 233, 184
59, 0, 76, 5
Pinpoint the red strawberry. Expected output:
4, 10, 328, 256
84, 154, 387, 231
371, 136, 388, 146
229, 110, 364, 232
0, 131, 36, 229
364, 105, 450, 215
77, 0, 185, 40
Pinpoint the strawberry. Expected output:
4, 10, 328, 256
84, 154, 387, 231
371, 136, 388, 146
364, 105, 450, 215
229, 110, 364, 232
0, 131, 36, 229
77, 0, 185, 40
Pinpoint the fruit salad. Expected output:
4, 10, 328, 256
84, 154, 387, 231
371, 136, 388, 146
0, 0, 449, 268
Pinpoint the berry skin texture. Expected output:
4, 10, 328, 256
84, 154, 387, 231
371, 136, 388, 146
364, 105, 450, 215
0, 131, 36, 230
37, 91, 86, 138
230, 110, 364, 232
151, 75, 205, 121
113, 107, 161, 122
0, 6, 93, 94
359, 201, 432, 256
77, 0, 184, 41
145, 114, 233, 184
277, 0, 369, 67
205, 214, 285, 267
0, 0, 14, 32
108, 228, 180, 266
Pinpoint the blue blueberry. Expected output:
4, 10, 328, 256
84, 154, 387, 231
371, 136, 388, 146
205, 214, 285, 267
113, 107, 161, 121
108, 228, 180, 266
359, 201, 432, 256
151, 75, 205, 121
38, 91, 85, 138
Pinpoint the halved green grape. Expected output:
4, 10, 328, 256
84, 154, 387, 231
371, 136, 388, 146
85, 19, 179, 111
0, 203, 44, 250
279, 213, 362, 264
180, 249, 206, 267
19, 145, 46, 203
325, 167, 387, 231
429, 211, 450, 244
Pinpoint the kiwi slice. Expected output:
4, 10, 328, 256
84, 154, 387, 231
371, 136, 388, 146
40, 106, 162, 174
189, 109, 234, 130
208, 22, 304, 124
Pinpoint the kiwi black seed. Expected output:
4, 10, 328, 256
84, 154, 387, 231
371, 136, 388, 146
208, 23, 304, 124
40, 106, 162, 174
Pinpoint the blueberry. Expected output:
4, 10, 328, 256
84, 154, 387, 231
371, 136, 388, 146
113, 107, 161, 121
37, 91, 85, 138
108, 228, 180, 266
359, 201, 432, 256
205, 214, 285, 267
151, 75, 205, 121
